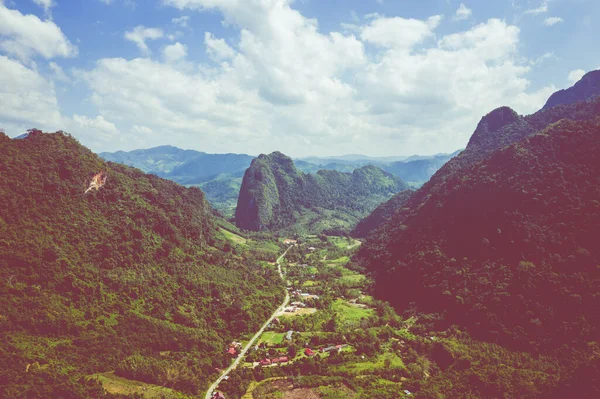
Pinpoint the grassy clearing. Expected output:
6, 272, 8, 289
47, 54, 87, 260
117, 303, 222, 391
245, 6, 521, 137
338, 352, 405, 374
219, 228, 247, 244
338, 274, 365, 287
332, 299, 373, 325
91, 372, 191, 398
260, 331, 286, 345
302, 280, 317, 287
279, 308, 317, 317
327, 256, 350, 265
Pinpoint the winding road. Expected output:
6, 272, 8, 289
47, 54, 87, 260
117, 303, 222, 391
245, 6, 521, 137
205, 246, 291, 399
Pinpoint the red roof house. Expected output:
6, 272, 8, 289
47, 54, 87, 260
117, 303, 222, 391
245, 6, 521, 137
227, 347, 237, 356
304, 348, 315, 357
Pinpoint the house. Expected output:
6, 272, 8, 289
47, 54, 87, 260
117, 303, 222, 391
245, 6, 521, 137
278, 356, 289, 363
283, 239, 297, 245
227, 347, 237, 356
260, 359, 272, 366
404, 390, 412, 396
308, 247, 316, 251
212, 392, 226, 399
321, 346, 337, 353
230, 341, 242, 348
304, 348, 315, 357
286, 330, 294, 340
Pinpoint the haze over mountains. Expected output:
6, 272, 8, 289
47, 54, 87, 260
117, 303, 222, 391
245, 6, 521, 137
100, 147, 459, 218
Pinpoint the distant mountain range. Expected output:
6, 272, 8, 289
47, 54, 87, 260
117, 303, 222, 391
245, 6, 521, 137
235, 152, 408, 234
99, 147, 460, 218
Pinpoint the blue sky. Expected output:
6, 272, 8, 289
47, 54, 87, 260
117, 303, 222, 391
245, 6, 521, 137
1, 0, 599, 156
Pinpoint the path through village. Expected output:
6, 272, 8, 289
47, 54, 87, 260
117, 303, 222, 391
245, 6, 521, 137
205, 246, 292, 399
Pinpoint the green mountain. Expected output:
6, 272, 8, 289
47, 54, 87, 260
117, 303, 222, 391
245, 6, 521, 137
166, 153, 254, 184
382, 150, 461, 183
235, 152, 407, 234
352, 189, 414, 238
542, 69, 600, 110
0, 130, 283, 398
99, 148, 254, 216
99, 145, 204, 174
193, 173, 243, 218
355, 75, 600, 397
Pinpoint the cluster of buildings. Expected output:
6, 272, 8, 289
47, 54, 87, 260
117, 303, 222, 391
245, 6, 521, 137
259, 356, 289, 366
290, 289, 319, 300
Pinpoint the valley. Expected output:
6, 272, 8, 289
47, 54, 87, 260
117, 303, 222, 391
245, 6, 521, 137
1, 13, 600, 395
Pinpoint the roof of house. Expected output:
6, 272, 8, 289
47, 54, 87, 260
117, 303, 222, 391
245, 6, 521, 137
304, 348, 315, 355
227, 347, 236, 355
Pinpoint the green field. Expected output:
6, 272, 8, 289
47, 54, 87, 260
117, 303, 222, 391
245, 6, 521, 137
91, 372, 192, 398
259, 331, 285, 345
339, 274, 366, 286
327, 256, 350, 265
332, 299, 374, 325
338, 352, 405, 374
219, 228, 247, 244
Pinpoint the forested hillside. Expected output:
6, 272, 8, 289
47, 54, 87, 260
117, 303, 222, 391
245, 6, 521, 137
235, 152, 407, 234
0, 130, 283, 397
353, 190, 414, 238
99, 145, 204, 174
355, 116, 600, 397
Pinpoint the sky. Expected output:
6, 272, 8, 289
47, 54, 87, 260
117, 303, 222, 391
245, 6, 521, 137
1, 0, 599, 157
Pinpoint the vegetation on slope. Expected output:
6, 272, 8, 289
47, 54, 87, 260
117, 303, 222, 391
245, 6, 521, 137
357, 117, 600, 391
352, 190, 414, 238
0, 130, 284, 398
235, 152, 407, 234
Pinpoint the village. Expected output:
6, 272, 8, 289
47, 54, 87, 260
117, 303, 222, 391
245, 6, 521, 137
211, 235, 421, 399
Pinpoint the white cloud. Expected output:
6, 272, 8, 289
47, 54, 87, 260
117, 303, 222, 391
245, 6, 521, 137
204, 32, 235, 61
568, 69, 585, 83
172, 16, 189, 27
523, 0, 548, 15
454, 3, 472, 21
49, 61, 69, 82
360, 15, 441, 50
0, 3, 77, 61
75, 1, 556, 155
33, 0, 54, 15
543, 16, 563, 26
162, 42, 187, 63
124, 25, 163, 55
67, 114, 120, 148
0, 55, 62, 130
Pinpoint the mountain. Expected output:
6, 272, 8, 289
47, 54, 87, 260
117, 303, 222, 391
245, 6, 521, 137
294, 160, 359, 174
169, 153, 254, 184
352, 189, 414, 238
0, 130, 283, 397
382, 150, 461, 183
235, 151, 407, 233
193, 173, 244, 218
359, 113, 600, 346
99, 145, 204, 174
353, 73, 600, 397
543, 70, 600, 110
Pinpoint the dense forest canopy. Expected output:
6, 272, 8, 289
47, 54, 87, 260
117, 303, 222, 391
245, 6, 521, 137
0, 130, 284, 397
